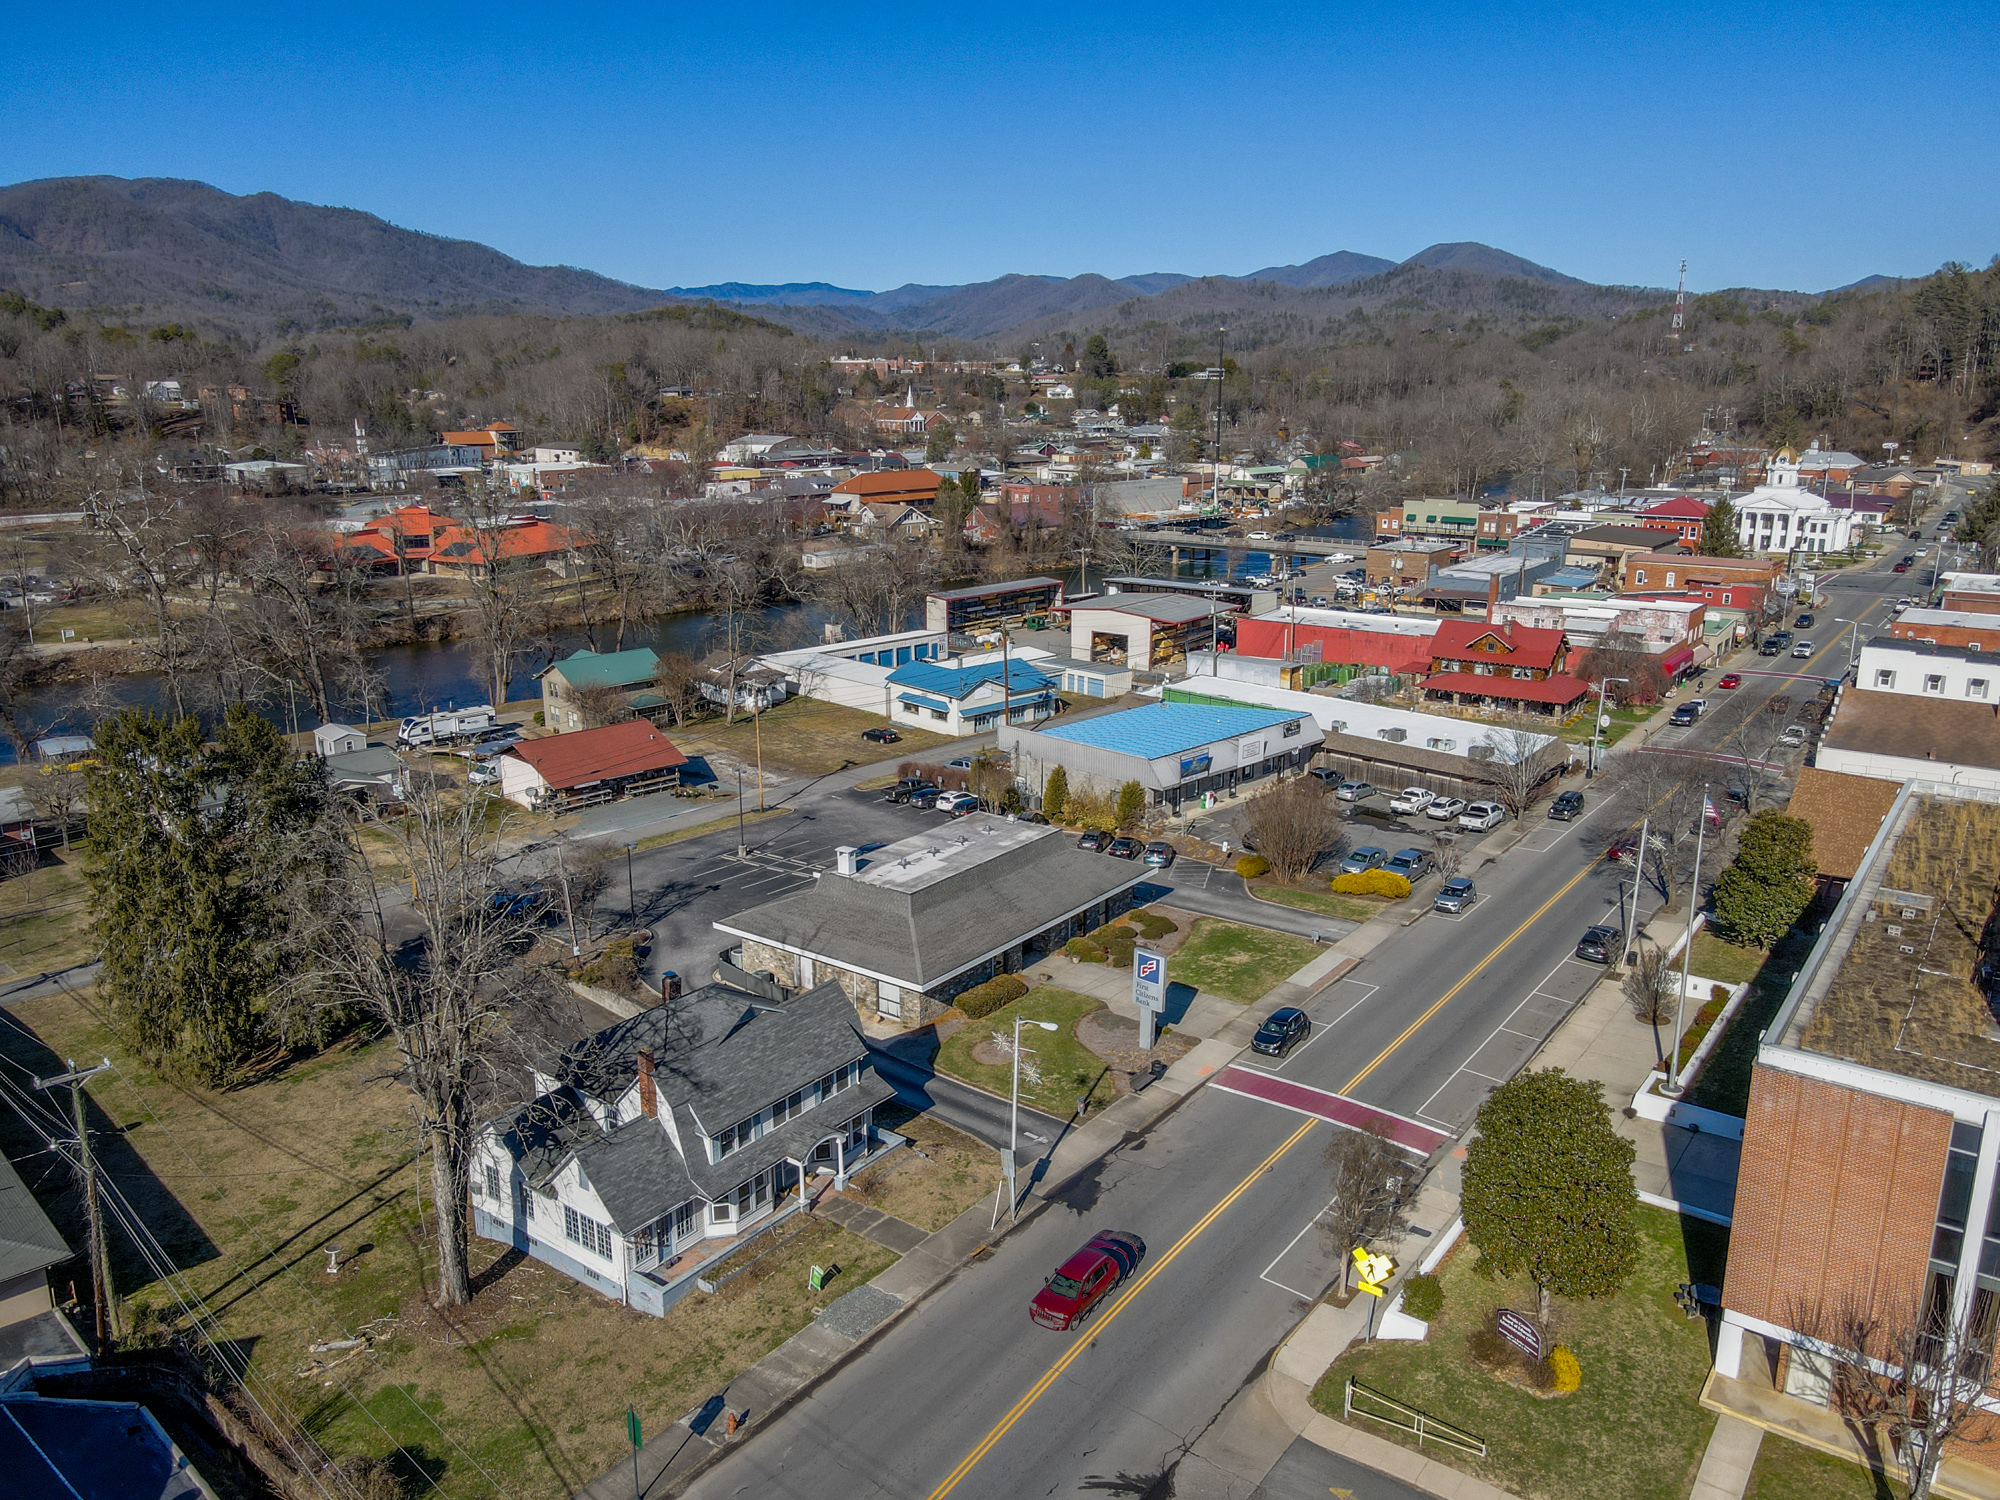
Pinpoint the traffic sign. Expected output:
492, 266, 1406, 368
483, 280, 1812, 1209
1352, 1246, 1396, 1297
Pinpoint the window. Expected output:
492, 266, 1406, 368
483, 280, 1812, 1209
1971, 680, 1991, 700
1665, 572, 1675, 588
563, 1205, 613, 1259
1875, 669, 1897, 688
483, 1164, 501, 1202
1925, 674, 1946, 693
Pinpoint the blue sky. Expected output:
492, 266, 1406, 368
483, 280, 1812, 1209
3, 1, 1994, 295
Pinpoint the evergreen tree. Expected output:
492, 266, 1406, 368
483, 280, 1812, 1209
1713, 809, 1816, 947
1462, 1068, 1639, 1327
1115, 780, 1146, 829
86, 706, 331, 1082
1043, 764, 1069, 822
1699, 495, 1745, 557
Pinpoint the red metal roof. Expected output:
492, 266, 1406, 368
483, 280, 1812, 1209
507, 721, 688, 791
1641, 496, 1713, 519
1423, 672, 1592, 706
1430, 618, 1568, 672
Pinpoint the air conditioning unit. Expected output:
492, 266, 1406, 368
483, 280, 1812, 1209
1329, 721, 1347, 735
1427, 737, 1456, 750
1378, 727, 1408, 742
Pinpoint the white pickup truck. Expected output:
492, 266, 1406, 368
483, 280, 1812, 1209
397, 705, 498, 747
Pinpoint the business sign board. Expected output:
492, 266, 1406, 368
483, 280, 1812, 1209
1179, 753, 1212, 778
1133, 951, 1167, 1013
1496, 1309, 1544, 1359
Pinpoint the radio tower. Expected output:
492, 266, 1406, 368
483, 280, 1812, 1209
1669, 259, 1688, 349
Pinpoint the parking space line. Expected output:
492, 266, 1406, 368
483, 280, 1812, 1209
1259, 1198, 1337, 1300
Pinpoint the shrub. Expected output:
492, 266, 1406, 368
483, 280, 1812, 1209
1546, 1344, 1582, 1394
957, 973, 1029, 1019
1235, 854, 1271, 878
1711, 982, 1730, 1004
1401, 1272, 1443, 1322
1331, 869, 1413, 898
1043, 765, 1069, 821
1115, 779, 1146, 829
1064, 937, 1106, 963
1129, 911, 1178, 940
532, 711, 545, 727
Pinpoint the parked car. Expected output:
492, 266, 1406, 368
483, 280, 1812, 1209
1769, 631, 1793, 648
1385, 847, 1431, 880
1339, 845, 1389, 876
909, 786, 944, 810
1779, 723, 1810, 748
466, 762, 501, 787
1388, 787, 1435, 815
885, 777, 935, 804
946, 756, 974, 771
1795, 612, 1815, 628
1717, 673, 1742, 689
1458, 801, 1505, 831
1312, 595, 1329, 608
1791, 641, 1815, 658
1668, 702, 1699, 727
1028, 1230, 1147, 1331
1425, 796, 1468, 822
861, 726, 901, 744
489, 888, 551, 919
1251, 1007, 1312, 1057
1106, 837, 1142, 859
1548, 789, 1584, 820
1759, 638, 1786, 655
1076, 830, 1109, 852
1574, 924, 1621, 964
1142, 841, 1176, 868
1333, 780, 1377, 802
1433, 876, 1476, 914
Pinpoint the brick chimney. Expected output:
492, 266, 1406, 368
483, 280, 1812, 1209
636, 1047, 657, 1119
1486, 571, 1500, 617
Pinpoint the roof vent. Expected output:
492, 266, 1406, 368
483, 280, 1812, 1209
835, 846, 859, 875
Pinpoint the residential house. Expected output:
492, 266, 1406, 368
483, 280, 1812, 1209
0, 1146, 84, 1361
474, 978, 897, 1315
1712, 781, 2000, 1496
437, 421, 520, 458
1845, 463, 1921, 499
1422, 619, 1590, 716
717, 821, 1148, 1028
497, 720, 689, 810
539, 647, 664, 733
1637, 496, 1712, 546
0, 1365, 212, 1496
855, 501, 934, 538
1002, 700, 1318, 815
886, 659, 1057, 735
1790, 440, 1866, 488
698, 657, 789, 713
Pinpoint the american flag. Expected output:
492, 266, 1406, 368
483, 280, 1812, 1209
1703, 793, 1722, 828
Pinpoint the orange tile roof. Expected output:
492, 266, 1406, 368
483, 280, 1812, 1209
1784, 768, 1904, 881
430, 519, 574, 562
831, 469, 944, 498
508, 721, 688, 791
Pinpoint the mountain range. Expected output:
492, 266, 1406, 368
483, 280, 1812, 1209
0, 175, 1815, 344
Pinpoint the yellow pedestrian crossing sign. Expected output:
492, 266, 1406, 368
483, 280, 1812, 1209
1352, 1246, 1395, 1297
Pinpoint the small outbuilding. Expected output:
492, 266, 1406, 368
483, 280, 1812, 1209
499, 720, 690, 810
313, 723, 367, 758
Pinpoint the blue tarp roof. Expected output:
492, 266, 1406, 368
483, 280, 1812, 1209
1035, 701, 1308, 759
884, 660, 1053, 700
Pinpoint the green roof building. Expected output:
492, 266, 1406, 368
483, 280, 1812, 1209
540, 647, 663, 734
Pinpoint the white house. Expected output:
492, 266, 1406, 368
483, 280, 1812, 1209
1733, 450, 1858, 556
886, 658, 1059, 735
1856, 639, 1997, 702
1815, 639, 2000, 792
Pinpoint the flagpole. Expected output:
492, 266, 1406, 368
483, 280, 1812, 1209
1666, 784, 1710, 1096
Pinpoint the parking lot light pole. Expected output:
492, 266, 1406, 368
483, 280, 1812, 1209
623, 841, 638, 917
735, 768, 746, 856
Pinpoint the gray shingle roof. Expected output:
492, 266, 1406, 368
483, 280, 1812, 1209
0, 1150, 70, 1284
716, 837, 1144, 988
573, 1119, 697, 1233
678, 1073, 896, 1203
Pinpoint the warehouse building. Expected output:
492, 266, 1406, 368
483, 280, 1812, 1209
924, 577, 1065, 632
1003, 699, 1316, 813
1067, 594, 1225, 671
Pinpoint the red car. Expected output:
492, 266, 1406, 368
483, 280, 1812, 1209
1028, 1230, 1146, 1330
1717, 673, 1742, 689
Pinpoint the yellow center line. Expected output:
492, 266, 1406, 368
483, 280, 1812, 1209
923, 840, 1610, 1499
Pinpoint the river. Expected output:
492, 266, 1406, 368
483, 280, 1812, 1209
15, 515, 1373, 753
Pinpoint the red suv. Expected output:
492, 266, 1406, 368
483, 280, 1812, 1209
1028, 1230, 1147, 1330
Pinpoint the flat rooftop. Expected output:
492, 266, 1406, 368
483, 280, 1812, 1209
1071, 593, 1218, 623
1249, 606, 1441, 637
1035, 700, 1309, 759
1772, 787, 2000, 1095
927, 576, 1064, 602
853, 819, 1053, 893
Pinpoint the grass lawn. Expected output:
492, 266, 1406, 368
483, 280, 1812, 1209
1249, 882, 1383, 924
1690, 931, 1766, 987
669, 697, 953, 778
1310, 1206, 1729, 1500
31, 598, 149, 644
1745, 1438, 1904, 1500
0, 984, 899, 1500
1168, 918, 1322, 1004
839, 1110, 1002, 1233
933, 986, 1119, 1116
1558, 705, 1652, 748
0, 849, 94, 973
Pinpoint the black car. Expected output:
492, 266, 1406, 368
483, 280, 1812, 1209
1251, 1007, 1312, 1057
862, 726, 902, 744
1076, 830, 1109, 852
1548, 789, 1585, 820
1106, 837, 1142, 859
908, 786, 943, 810
1795, 612, 1814, 629
1668, 702, 1698, 726
885, 777, 935, 804
1574, 924, 1621, 964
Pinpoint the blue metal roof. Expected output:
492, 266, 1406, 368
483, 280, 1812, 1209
884, 660, 1053, 700
1034, 701, 1308, 759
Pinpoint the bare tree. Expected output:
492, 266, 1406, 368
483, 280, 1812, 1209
1624, 941, 1676, 1063
1787, 1290, 2000, 1500
1244, 777, 1344, 881
1473, 727, 1559, 817
292, 785, 571, 1306
1321, 1127, 1415, 1295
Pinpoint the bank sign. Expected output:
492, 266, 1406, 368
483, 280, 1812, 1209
1133, 951, 1167, 1013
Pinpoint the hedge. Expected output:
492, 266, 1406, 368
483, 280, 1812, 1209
1063, 937, 1107, 963
1330, 869, 1413, 898
1235, 854, 1271, 878
957, 974, 1029, 1019
1401, 1272, 1443, 1322
1128, 911, 1178, 940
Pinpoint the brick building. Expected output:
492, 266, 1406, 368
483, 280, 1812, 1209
1713, 782, 2000, 1492
1889, 608, 2000, 653
1636, 495, 1712, 546
1624, 554, 1781, 614
1232, 607, 1440, 675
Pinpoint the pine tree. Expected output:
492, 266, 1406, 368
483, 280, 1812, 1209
1699, 495, 1745, 557
1115, 780, 1146, 829
1713, 809, 1816, 947
1042, 764, 1069, 822
1462, 1068, 1639, 1327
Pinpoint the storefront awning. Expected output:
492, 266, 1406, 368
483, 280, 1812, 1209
896, 692, 950, 712
1659, 647, 1696, 677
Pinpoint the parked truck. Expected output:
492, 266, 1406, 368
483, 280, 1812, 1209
397, 705, 498, 746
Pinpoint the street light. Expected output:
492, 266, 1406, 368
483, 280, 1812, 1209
999, 1017, 1059, 1225
1664, 783, 1711, 1096
1587, 677, 1629, 779
734, 767, 746, 856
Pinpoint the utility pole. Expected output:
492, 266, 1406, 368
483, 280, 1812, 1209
37, 1057, 115, 1350
1212, 327, 1226, 514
